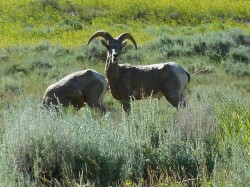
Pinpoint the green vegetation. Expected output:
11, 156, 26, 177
0, 0, 250, 47
1, 88, 250, 186
0, 0, 250, 186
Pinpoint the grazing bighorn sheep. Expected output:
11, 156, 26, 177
87, 31, 190, 113
42, 69, 108, 113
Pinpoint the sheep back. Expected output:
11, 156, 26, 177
108, 62, 189, 100
42, 69, 108, 109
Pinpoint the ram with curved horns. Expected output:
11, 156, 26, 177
87, 30, 190, 113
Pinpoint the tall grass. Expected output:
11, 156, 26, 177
0, 87, 249, 186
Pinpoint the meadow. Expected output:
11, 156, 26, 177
1, 0, 250, 47
0, 0, 250, 186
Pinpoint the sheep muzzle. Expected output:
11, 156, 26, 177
111, 51, 118, 62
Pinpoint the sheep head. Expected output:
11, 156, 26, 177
87, 30, 137, 63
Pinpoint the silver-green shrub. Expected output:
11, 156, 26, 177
0, 87, 249, 186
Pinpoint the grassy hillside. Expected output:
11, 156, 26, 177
0, 0, 249, 47
0, 0, 250, 186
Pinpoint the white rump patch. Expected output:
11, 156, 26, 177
168, 62, 189, 91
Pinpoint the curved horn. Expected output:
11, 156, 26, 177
117, 33, 137, 49
87, 30, 113, 46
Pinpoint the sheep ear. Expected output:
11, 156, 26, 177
100, 39, 109, 49
122, 41, 128, 48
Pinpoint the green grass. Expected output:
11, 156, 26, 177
0, 0, 250, 186
0, 0, 249, 47
1, 29, 249, 110
0, 30, 250, 185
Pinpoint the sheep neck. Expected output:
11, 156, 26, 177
105, 53, 120, 81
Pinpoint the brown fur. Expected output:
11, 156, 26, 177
106, 59, 190, 112
87, 31, 190, 113
42, 69, 108, 113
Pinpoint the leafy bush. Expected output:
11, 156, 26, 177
187, 59, 215, 75
0, 88, 233, 186
51, 46, 72, 57
147, 34, 174, 50
58, 18, 83, 31
228, 46, 250, 64
0, 77, 24, 95
83, 41, 107, 62
192, 40, 207, 56
205, 37, 234, 62
224, 61, 250, 77
35, 0, 61, 10
120, 47, 145, 64
3, 64, 28, 76
223, 46, 250, 76
146, 29, 250, 68
33, 43, 51, 52
229, 29, 250, 46
28, 57, 55, 71
0, 54, 9, 61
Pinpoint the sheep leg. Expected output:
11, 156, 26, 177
72, 97, 86, 110
167, 87, 188, 108
179, 91, 188, 107
90, 97, 107, 114
87, 101, 107, 114
121, 99, 131, 113
98, 89, 108, 114
85, 96, 107, 114
98, 101, 107, 114
164, 93, 181, 108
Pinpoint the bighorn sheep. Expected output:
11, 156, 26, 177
42, 69, 108, 113
87, 31, 190, 113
